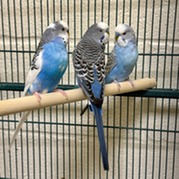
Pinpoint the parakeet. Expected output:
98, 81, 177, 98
105, 24, 138, 84
9, 20, 69, 150
73, 22, 109, 170
80, 24, 138, 115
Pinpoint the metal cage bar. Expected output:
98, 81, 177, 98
0, 0, 178, 178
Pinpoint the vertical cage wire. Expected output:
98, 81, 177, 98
0, 0, 179, 178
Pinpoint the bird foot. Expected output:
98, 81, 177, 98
53, 89, 68, 99
113, 80, 121, 91
34, 92, 42, 103
127, 79, 135, 88
80, 104, 89, 116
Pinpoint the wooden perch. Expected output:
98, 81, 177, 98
0, 78, 156, 116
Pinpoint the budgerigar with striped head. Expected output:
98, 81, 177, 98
9, 20, 69, 150
73, 22, 110, 170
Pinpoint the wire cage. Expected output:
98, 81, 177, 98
0, 0, 178, 178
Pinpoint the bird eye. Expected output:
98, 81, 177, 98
123, 32, 126, 35
99, 29, 103, 32
62, 27, 65, 31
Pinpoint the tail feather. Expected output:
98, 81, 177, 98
91, 103, 109, 170
80, 102, 93, 116
8, 111, 30, 151
80, 104, 89, 116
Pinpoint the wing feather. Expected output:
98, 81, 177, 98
73, 39, 105, 106
105, 48, 117, 76
23, 48, 43, 96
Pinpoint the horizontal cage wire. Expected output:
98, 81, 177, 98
0, 0, 178, 179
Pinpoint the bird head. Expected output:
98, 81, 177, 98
85, 22, 109, 46
114, 24, 136, 47
42, 20, 69, 45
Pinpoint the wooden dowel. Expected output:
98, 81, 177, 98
0, 78, 156, 116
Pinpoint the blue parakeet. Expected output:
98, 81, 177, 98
105, 24, 138, 84
73, 22, 109, 170
9, 20, 69, 150
80, 24, 138, 114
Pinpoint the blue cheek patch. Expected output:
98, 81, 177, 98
100, 35, 105, 42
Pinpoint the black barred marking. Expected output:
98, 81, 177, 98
30, 55, 39, 71
31, 65, 39, 71
30, 46, 43, 71
73, 36, 106, 106
105, 49, 117, 76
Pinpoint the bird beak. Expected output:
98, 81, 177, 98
106, 28, 110, 35
115, 32, 120, 42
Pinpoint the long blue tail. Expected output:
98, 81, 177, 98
91, 103, 109, 170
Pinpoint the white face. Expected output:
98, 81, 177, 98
47, 21, 68, 30
46, 21, 69, 45
47, 23, 56, 29
59, 21, 69, 45
97, 22, 109, 45
98, 22, 109, 30
117, 35, 127, 47
115, 24, 128, 34
59, 32, 69, 45
59, 20, 69, 30
115, 24, 135, 47
102, 32, 109, 45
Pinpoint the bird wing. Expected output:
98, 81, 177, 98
8, 43, 44, 150
73, 41, 105, 106
105, 48, 117, 76
73, 39, 109, 170
23, 45, 44, 96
